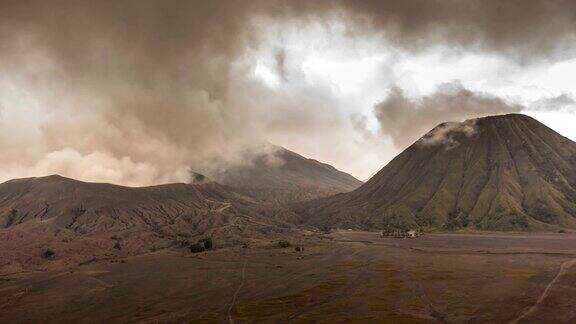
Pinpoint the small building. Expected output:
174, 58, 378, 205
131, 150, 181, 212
380, 228, 422, 239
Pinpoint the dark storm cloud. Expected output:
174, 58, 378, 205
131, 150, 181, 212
4, 0, 575, 83
338, 0, 576, 60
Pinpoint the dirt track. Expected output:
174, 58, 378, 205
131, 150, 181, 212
2, 231, 576, 323
510, 258, 576, 324
227, 256, 247, 324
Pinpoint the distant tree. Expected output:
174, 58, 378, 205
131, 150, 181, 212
190, 243, 206, 253
277, 241, 291, 248
382, 212, 417, 231
459, 212, 469, 227
443, 209, 469, 230
198, 237, 213, 250
509, 213, 529, 229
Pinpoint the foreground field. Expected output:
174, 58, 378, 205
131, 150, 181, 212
2, 231, 576, 323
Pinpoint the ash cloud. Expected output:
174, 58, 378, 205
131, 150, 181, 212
374, 84, 522, 149
274, 49, 290, 82
531, 94, 576, 111
0, 0, 323, 185
1, 1, 576, 185
418, 119, 479, 149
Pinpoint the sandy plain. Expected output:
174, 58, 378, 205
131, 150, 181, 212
2, 230, 576, 323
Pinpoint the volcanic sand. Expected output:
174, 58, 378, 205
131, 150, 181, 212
2, 231, 576, 323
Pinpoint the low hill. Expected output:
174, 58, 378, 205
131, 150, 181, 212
297, 114, 576, 231
211, 146, 363, 203
0, 175, 299, 272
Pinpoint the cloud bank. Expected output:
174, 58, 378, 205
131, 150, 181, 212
0, 0, 575, 184
339, 0, 576, 60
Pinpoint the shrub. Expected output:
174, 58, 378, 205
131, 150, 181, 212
198, 237, 213, 250
113, 241, 122, 250
443, 209, 469, 230
178, 240, 191, 248
41, 249, 55, 259
509, 214, 529, 229
277, 241, 291, 248
381, 212, 418, 231
459, 212, 469, 227
190, 243, 206, 253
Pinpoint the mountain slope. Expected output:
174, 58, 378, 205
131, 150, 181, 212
0, 174, 297, 231
298, 114, 576, 231
211, 146, 363, 203
0, 175, 298, 271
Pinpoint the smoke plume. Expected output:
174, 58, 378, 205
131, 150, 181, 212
374, 84, 523, 149
418, 119, 479, 149
0, 1, 327, 185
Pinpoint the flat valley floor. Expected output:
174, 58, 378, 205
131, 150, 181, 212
2, 231, 576, 323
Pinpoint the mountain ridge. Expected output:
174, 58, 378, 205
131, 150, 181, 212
0, 173, 299, 232
0, 174, 300, 271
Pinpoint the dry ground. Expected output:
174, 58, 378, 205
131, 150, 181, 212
2, 231, 576, 323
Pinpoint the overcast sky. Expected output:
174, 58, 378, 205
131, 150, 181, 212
1, 0, 575, 185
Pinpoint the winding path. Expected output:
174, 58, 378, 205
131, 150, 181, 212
227, 258, 247, 324
510, 258, 576, 324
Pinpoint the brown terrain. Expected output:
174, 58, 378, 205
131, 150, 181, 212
0, 175, 300, 274
2, 230, 576, 323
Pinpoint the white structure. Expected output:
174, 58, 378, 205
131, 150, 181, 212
380, 228, 422, 239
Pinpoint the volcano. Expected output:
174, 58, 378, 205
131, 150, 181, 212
211, 145, 363, 203
299, 114, 576, 231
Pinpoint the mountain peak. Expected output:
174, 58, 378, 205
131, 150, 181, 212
299, 114, 576, 232
210, 145, 362, 203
